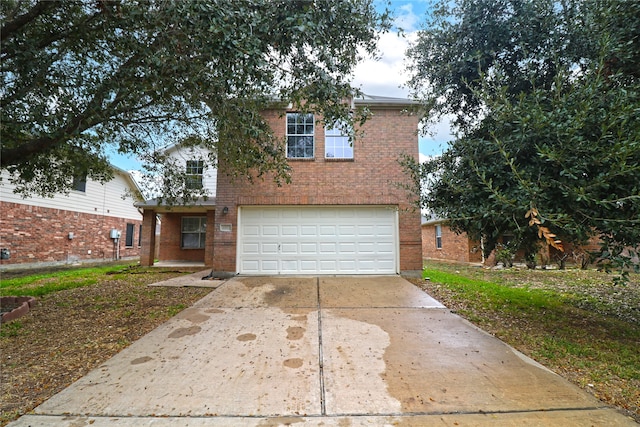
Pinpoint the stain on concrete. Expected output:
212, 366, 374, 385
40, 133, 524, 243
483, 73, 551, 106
322, 310, 402, 414
264, 285, 294, 305
168, 325, 201, 339
283, 358, 304, 369
205, 308, 225, 314
180, 308, 210, 323
258, 416, 305, 426
291, 315, 307, 321
237, 333, 257, 341
130, 356, 153, 365
286, 326, 305, 340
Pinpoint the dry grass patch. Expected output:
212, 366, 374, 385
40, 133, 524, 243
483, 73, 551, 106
0, 264, 212, 425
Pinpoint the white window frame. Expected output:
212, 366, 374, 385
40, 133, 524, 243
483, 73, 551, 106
435, 225, 442, 249
185, 160, 204, 189
286, 113, 315, 159
181, 216, 206, 249
325, 121, 353, 159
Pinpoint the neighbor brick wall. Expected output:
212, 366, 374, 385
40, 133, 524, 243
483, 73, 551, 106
0, 202, 141, 267
213, 105, 423, 273
422, 223, 482, 263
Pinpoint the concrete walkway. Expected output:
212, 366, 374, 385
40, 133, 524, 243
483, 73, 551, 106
8, 276, 636, 426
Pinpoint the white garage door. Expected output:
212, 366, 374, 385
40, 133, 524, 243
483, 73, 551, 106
238, 206, 398, 275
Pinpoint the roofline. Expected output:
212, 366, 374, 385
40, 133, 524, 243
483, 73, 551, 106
353, 94, 420, 107
134, 197, 216, 213
422, 218, 446, 226
109, 163, 144, 201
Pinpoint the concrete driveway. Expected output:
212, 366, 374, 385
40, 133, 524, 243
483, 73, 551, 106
9, 276, 635, 426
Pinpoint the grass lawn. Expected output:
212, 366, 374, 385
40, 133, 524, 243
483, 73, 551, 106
412, 261, 639, 422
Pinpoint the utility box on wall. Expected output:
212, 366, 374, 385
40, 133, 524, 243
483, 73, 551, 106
110, 229, 121, 239
0, 248, 10, 260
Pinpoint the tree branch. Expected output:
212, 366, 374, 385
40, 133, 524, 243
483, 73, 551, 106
1, 1, 56, 42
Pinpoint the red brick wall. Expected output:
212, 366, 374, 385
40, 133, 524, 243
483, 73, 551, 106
422, 223, 482, 263
157, 213, 206, 262
213, 106, 423, 273
0, 202, 141, 267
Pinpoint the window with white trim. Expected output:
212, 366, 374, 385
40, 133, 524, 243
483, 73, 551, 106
182, 217, 206, 249
325, 121, 353, 159
435, 225, 442, 249
185, 160, 204, 189
125, 223, 135, 247
286, 113, 314, 158
72, 173, 87, 192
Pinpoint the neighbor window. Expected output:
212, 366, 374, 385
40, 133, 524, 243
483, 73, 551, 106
72, 173, 87, 192
325, 121, 353, 159
182, 216, 206, 249
185, 160, 204, 189
287, 113, 314, 158
435, 225, 442, 249
125, 223, 135, 247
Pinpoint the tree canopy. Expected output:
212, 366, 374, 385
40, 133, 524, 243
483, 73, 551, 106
1, 0, 389, 198
406, 0, 640, 272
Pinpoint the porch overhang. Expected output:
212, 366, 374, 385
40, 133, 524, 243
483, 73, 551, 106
135, 197, 216, 213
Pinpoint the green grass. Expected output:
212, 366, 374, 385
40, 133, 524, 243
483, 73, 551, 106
0, 264, 131, 297
423, 268, 564, 313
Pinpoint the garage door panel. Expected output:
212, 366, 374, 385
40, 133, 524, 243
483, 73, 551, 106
282, 225, 298, 236
338, 242, 356, 253
281, 243, 298, 254
319, 243, 337, 254
238, 206, 397, 275
319, 225, 337, 236
262, 226, 279, 236
261, 243, 279, 254
301, 225, 317, 236
300, 243, 317, 253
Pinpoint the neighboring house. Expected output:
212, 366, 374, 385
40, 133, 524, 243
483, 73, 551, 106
0, 166, 144, 270
422, 218, 605, 268
137, 94, 423, 275
422, 218, 483, 264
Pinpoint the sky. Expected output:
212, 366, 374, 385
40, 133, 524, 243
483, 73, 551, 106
109, 0, 451, 171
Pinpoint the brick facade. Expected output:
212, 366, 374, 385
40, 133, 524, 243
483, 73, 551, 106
0, 202, 141, 268
422, 222, 483, 264
212, 104, 423, 273
157, 212, 208, 263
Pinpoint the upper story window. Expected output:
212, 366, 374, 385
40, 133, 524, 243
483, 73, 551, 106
72, 173, 87, 192
185, 160, 204, 189
325, 121, 353, 159
287, 113, 314, 159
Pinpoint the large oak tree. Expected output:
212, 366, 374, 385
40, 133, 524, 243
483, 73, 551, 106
405, 0, 640, 273
1, 0, 389, 198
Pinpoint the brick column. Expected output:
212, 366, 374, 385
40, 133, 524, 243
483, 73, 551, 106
204, 209, 216, 267
140, 210, 157, 266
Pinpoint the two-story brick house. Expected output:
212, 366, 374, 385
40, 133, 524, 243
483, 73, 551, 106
137, 94, 423, 275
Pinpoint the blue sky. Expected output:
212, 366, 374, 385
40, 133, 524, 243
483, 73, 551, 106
109, 0, 448, 170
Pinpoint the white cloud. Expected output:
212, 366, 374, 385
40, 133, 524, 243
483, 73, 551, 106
394, 3, 421, 32
352, 31, 417, 98
352, 24, 454, 156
